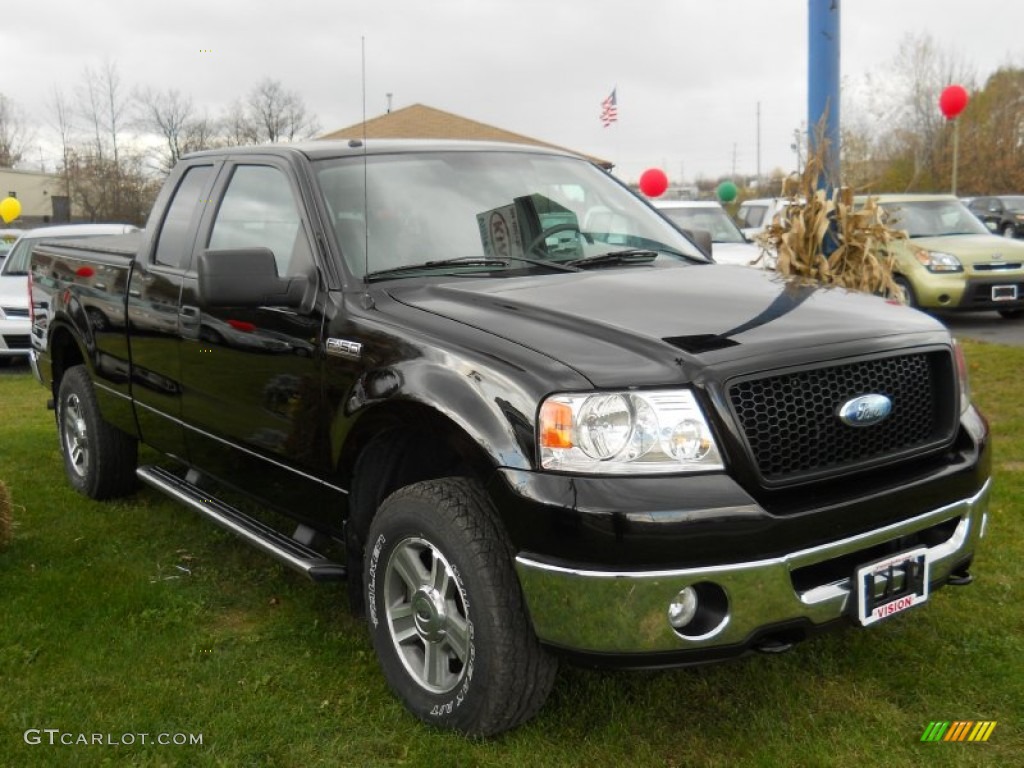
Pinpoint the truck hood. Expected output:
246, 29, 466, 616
386, 264, 947, 387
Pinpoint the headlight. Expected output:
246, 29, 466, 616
538, 389, 724, 474
914, 249, 963, 273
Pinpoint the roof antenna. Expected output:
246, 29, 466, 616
360, 35, 372, 300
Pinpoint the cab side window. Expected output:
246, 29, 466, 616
208, 165, 314, 277
154, 165, 213, 268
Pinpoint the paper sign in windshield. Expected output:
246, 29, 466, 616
477, 204, 525, 260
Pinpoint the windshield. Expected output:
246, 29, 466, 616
658, 206, 747, 244
1, 237, 34, 276
737, 204, 767, 229
314, 150, 707, 279
880, 200, 990, 238
0, 233, 17, 259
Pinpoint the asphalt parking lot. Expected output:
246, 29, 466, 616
937, 311, 1024, 347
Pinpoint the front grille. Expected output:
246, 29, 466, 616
727, 351, 957, 485
973, 263, 1022, 271
2, 334, 31, 350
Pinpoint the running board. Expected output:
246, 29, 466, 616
137, 465, 347, 582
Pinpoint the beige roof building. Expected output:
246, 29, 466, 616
319, 103, 612, 169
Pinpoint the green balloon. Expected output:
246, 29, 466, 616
717, 181, 738, 203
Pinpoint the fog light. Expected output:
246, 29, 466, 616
667, 582, 731, 640
667, 587, 698, 629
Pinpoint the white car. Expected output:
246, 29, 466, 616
0, 229, 23, 261
1, 224, 138, 364
735, 197, 799, 240
653, 200, 764, 267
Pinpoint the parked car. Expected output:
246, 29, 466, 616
0, 224, 138, 364
0, 229, 22, 261
865, 194, 1024, 319
966, 195, 1024, 238
653, 200, 764, 267
735, 197, 796, 239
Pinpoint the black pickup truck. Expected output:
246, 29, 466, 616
28, 140, 991, 736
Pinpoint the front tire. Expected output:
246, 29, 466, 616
894, 275, 917, 308
364, 477, 556, 736
1001, 224, 1018, 239
57, 365, 138, 499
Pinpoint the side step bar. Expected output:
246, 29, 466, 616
137, 465, 347, 583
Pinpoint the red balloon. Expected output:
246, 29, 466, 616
939, 85, 969, 120
638, 168, 669, 197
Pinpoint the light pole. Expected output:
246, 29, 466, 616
939, 85, 969, 195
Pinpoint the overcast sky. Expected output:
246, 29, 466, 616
4, 0, 1020, 183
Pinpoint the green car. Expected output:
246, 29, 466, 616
862, 194, 1024, 319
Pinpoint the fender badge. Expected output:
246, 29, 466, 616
838, 394, 892, 427
326, 338, 362, 360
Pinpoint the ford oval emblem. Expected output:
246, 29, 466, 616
838, 394, 892, 427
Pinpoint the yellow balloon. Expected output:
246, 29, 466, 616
0, 197, 20, 224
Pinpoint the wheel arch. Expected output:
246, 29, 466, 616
47, 322, 87, 401
338, 399, 511, 615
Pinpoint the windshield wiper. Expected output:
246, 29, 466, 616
365, 255, 579, 281
563, 249, 659, 269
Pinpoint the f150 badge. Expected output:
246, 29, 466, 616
326, 338, 362, 360
838, 394, 892, 427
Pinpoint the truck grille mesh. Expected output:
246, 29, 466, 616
726, 351, 956, 484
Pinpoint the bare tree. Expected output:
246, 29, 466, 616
135, 87, 194, 172
957, 67, 1024, 193
70, 61, 155, 223
180, 110, 220, 155
229, 80, 321, 145
67, 148, 158, 225
220, 99, 259, 146
0, 93, 32, 168
49, 87, 75, 197
841, 33, 978, 192
243, 79, 320, 144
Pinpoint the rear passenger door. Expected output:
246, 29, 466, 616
128, 159, 219, 459
178, 158, 333, 518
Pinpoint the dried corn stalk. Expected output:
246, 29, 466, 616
756, 141, 907, 301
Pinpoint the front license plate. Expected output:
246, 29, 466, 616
854, 548, 929, 626
992, 285, 1018, 301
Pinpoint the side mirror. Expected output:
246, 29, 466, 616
198, 248, 308, 308
681, 228, 713, 259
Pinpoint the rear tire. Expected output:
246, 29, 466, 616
364, 477, 556, 736
57, 365, 138, 499
1001, 224, 1018, 239
998, 309, 1023, 319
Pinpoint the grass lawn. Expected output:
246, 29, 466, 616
1, 341, 1021, 768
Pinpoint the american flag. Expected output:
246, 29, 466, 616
600, 88, 618, 127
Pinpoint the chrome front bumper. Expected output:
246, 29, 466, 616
515, 479, 990, 655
